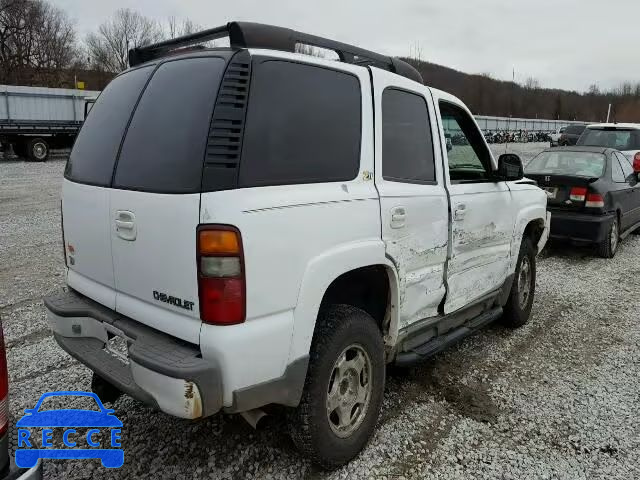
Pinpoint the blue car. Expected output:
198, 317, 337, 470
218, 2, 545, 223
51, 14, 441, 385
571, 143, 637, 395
15, 391, 123, 468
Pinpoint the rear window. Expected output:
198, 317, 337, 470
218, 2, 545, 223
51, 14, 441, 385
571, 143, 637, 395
238, 60, 361, 187
65, 66, 152, 186
578, 128, 640, 150
113, 57, 225, 193
525, 151, 606, 177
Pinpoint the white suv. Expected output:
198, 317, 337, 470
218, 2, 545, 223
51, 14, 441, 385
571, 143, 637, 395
44, 22, 550, 468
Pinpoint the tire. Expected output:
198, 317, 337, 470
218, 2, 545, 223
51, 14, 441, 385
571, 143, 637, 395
597, 216, 619, 258
501, 236, 536, 328
288, 304, 385, 469
26, 137, 49, 161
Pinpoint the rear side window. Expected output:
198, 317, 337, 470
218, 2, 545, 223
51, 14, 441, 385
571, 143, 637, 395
382, 89, 436, 183
239, 60, 361, 187
114, 57, 225, 193
565, 125, 585, 135
611, 156, 625, 182
65, 66, 152, 186
615, 152, 634, 179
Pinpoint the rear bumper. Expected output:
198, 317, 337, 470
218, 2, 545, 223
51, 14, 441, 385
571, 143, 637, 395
549, 210, 614, 244
44, 289, 221, 419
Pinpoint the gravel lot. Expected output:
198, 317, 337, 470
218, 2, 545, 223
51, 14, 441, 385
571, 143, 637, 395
1, 143, 639, 479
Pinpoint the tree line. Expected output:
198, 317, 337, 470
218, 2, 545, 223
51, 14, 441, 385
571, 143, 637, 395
1, 0, 638, 122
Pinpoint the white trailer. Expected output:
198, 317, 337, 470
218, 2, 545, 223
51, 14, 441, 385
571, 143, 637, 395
0, 85, 100, 161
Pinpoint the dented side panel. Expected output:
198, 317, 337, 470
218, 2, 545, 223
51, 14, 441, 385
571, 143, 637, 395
370, 68, 450, 331
445, 184, 515, 313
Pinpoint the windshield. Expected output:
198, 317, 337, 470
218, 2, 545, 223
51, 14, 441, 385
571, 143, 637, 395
525, 151, 606, 177
577, 128, 640, 150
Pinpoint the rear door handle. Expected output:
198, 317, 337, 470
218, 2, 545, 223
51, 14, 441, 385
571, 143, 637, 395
115, 210, 136, 241
390, 207, 406, 229
454, 204, 467, 221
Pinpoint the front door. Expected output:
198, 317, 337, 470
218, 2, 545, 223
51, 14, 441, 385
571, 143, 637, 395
433, 93, 514, 314
371, 69, 449, 329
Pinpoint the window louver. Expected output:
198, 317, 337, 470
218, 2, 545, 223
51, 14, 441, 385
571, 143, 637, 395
202, 50, 251, 192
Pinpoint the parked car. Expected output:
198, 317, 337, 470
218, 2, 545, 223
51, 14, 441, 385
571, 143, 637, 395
550, 126, 567, 147
0, 322, 42, 479
577, 123, 640, 163
558, 124, 586, 146
44, 21, 550, 468
525, 146, 640, 257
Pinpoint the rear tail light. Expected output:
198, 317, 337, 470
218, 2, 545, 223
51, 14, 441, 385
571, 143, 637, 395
0, 325, 8, 437
633, 152, 640, 173
585, 193, 605, 208
569, 187, 587, 202
197, 226, 245, 325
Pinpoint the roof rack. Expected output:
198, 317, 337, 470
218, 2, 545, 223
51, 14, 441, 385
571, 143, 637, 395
128, 21, 423, 84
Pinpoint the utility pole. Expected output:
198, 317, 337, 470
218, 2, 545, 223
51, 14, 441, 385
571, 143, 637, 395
606, 103, 612, 123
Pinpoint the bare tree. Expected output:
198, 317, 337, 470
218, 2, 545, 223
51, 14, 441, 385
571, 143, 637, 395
166, 16, 199, 38
0, 0, 79, 84
86, 9, 162, 73
524, 76, 541, 90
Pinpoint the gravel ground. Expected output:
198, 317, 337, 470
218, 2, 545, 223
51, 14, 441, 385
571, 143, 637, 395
1, 143, 639, 479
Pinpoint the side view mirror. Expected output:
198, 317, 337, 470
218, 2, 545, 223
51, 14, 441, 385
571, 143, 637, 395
496, 153, 524, 181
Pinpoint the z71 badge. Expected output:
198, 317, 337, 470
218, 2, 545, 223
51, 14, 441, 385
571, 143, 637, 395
153, 290, 194, 311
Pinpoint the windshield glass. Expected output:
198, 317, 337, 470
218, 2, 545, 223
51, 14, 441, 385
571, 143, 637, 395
577, 128, 640, 150
525, 151, 606, 177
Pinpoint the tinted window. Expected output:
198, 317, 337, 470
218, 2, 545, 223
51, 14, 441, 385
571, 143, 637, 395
616, 152, 634, 179
440, 102, 491, 182
239, 60, 361, 187
65, 66, 152, 186
114, 57, 225, 193
611, 156, 625, 182
526, 151, 605, 177
578, 128, 640, 150
382, 89, 435, 183
565, 125, 585, 135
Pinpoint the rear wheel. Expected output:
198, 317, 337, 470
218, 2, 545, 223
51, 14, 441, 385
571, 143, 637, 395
598, 216, 619, 258
288, 304, 385, 469
501, 237, 536, 328
27, 137, 49, 161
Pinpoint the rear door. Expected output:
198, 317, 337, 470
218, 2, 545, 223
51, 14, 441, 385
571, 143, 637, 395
63, 66, 154, 309
433, 93, 515, 314
371, 69, 449, 328
109, 56, 226, 344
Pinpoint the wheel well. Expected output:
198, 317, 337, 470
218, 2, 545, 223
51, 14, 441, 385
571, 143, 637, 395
319, 266, 391, 335
524, 219, 545, 252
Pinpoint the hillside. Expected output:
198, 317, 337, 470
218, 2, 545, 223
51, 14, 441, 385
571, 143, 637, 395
404, 58, 640, 123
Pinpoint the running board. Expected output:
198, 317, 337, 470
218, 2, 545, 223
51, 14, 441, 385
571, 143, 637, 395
394, 307, 503, 367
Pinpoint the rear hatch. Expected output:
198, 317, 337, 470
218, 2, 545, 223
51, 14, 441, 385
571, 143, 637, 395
525, 149, 605, 211
63, 53, 230, 343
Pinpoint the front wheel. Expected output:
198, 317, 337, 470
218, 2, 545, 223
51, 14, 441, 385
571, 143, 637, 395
288, 304, 385, 469
501, 237, 536, 328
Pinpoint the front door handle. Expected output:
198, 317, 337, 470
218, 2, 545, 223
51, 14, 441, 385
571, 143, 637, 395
454, 204, 467, 221
390, 207, 406, 229
115, 210, 136, 241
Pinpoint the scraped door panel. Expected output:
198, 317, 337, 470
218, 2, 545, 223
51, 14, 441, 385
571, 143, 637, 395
445, 183, 513, 313
371, 69, 448, 329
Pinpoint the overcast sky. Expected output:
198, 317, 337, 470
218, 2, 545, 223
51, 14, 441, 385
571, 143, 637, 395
55, 0, 638, 93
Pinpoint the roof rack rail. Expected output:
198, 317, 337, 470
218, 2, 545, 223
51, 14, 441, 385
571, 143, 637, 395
128, 21, 423, 84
